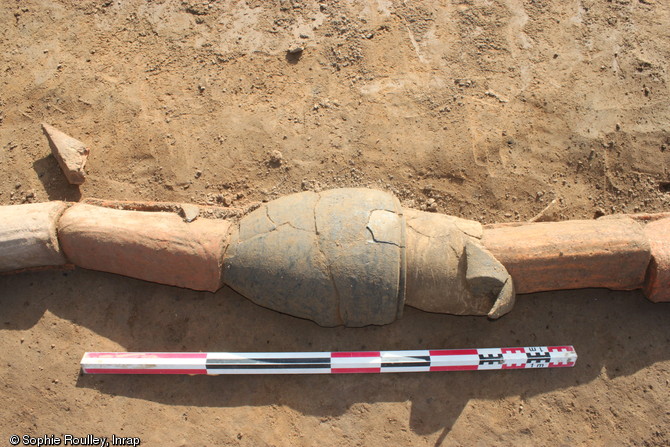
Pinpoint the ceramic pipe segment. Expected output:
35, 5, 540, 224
1, 188, 668, 327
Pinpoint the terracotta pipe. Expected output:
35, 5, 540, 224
1, 189, 668, 327
480, 218, 651, 294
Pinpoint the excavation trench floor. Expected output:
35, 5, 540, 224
1, 1, 669, 445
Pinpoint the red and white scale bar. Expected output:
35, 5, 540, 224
81, 346, 576, 375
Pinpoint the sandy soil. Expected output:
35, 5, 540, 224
1, 0, 669, 445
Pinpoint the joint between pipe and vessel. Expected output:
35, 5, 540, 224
1, 188, 669, 327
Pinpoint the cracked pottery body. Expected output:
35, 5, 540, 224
222, 189, 513, 326
222, 189, 406, 327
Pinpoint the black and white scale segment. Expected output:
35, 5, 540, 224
81, 346, 577, 374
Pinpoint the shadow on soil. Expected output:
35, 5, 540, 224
1, 268, 669, 437
32, 155, 82, 202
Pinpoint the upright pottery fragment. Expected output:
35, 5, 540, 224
41, 123, 90, 185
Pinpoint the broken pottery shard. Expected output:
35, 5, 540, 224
41, 123, 90, 185
181, 204, 199, 222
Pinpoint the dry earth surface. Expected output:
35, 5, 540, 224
1, 0, 670, 445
